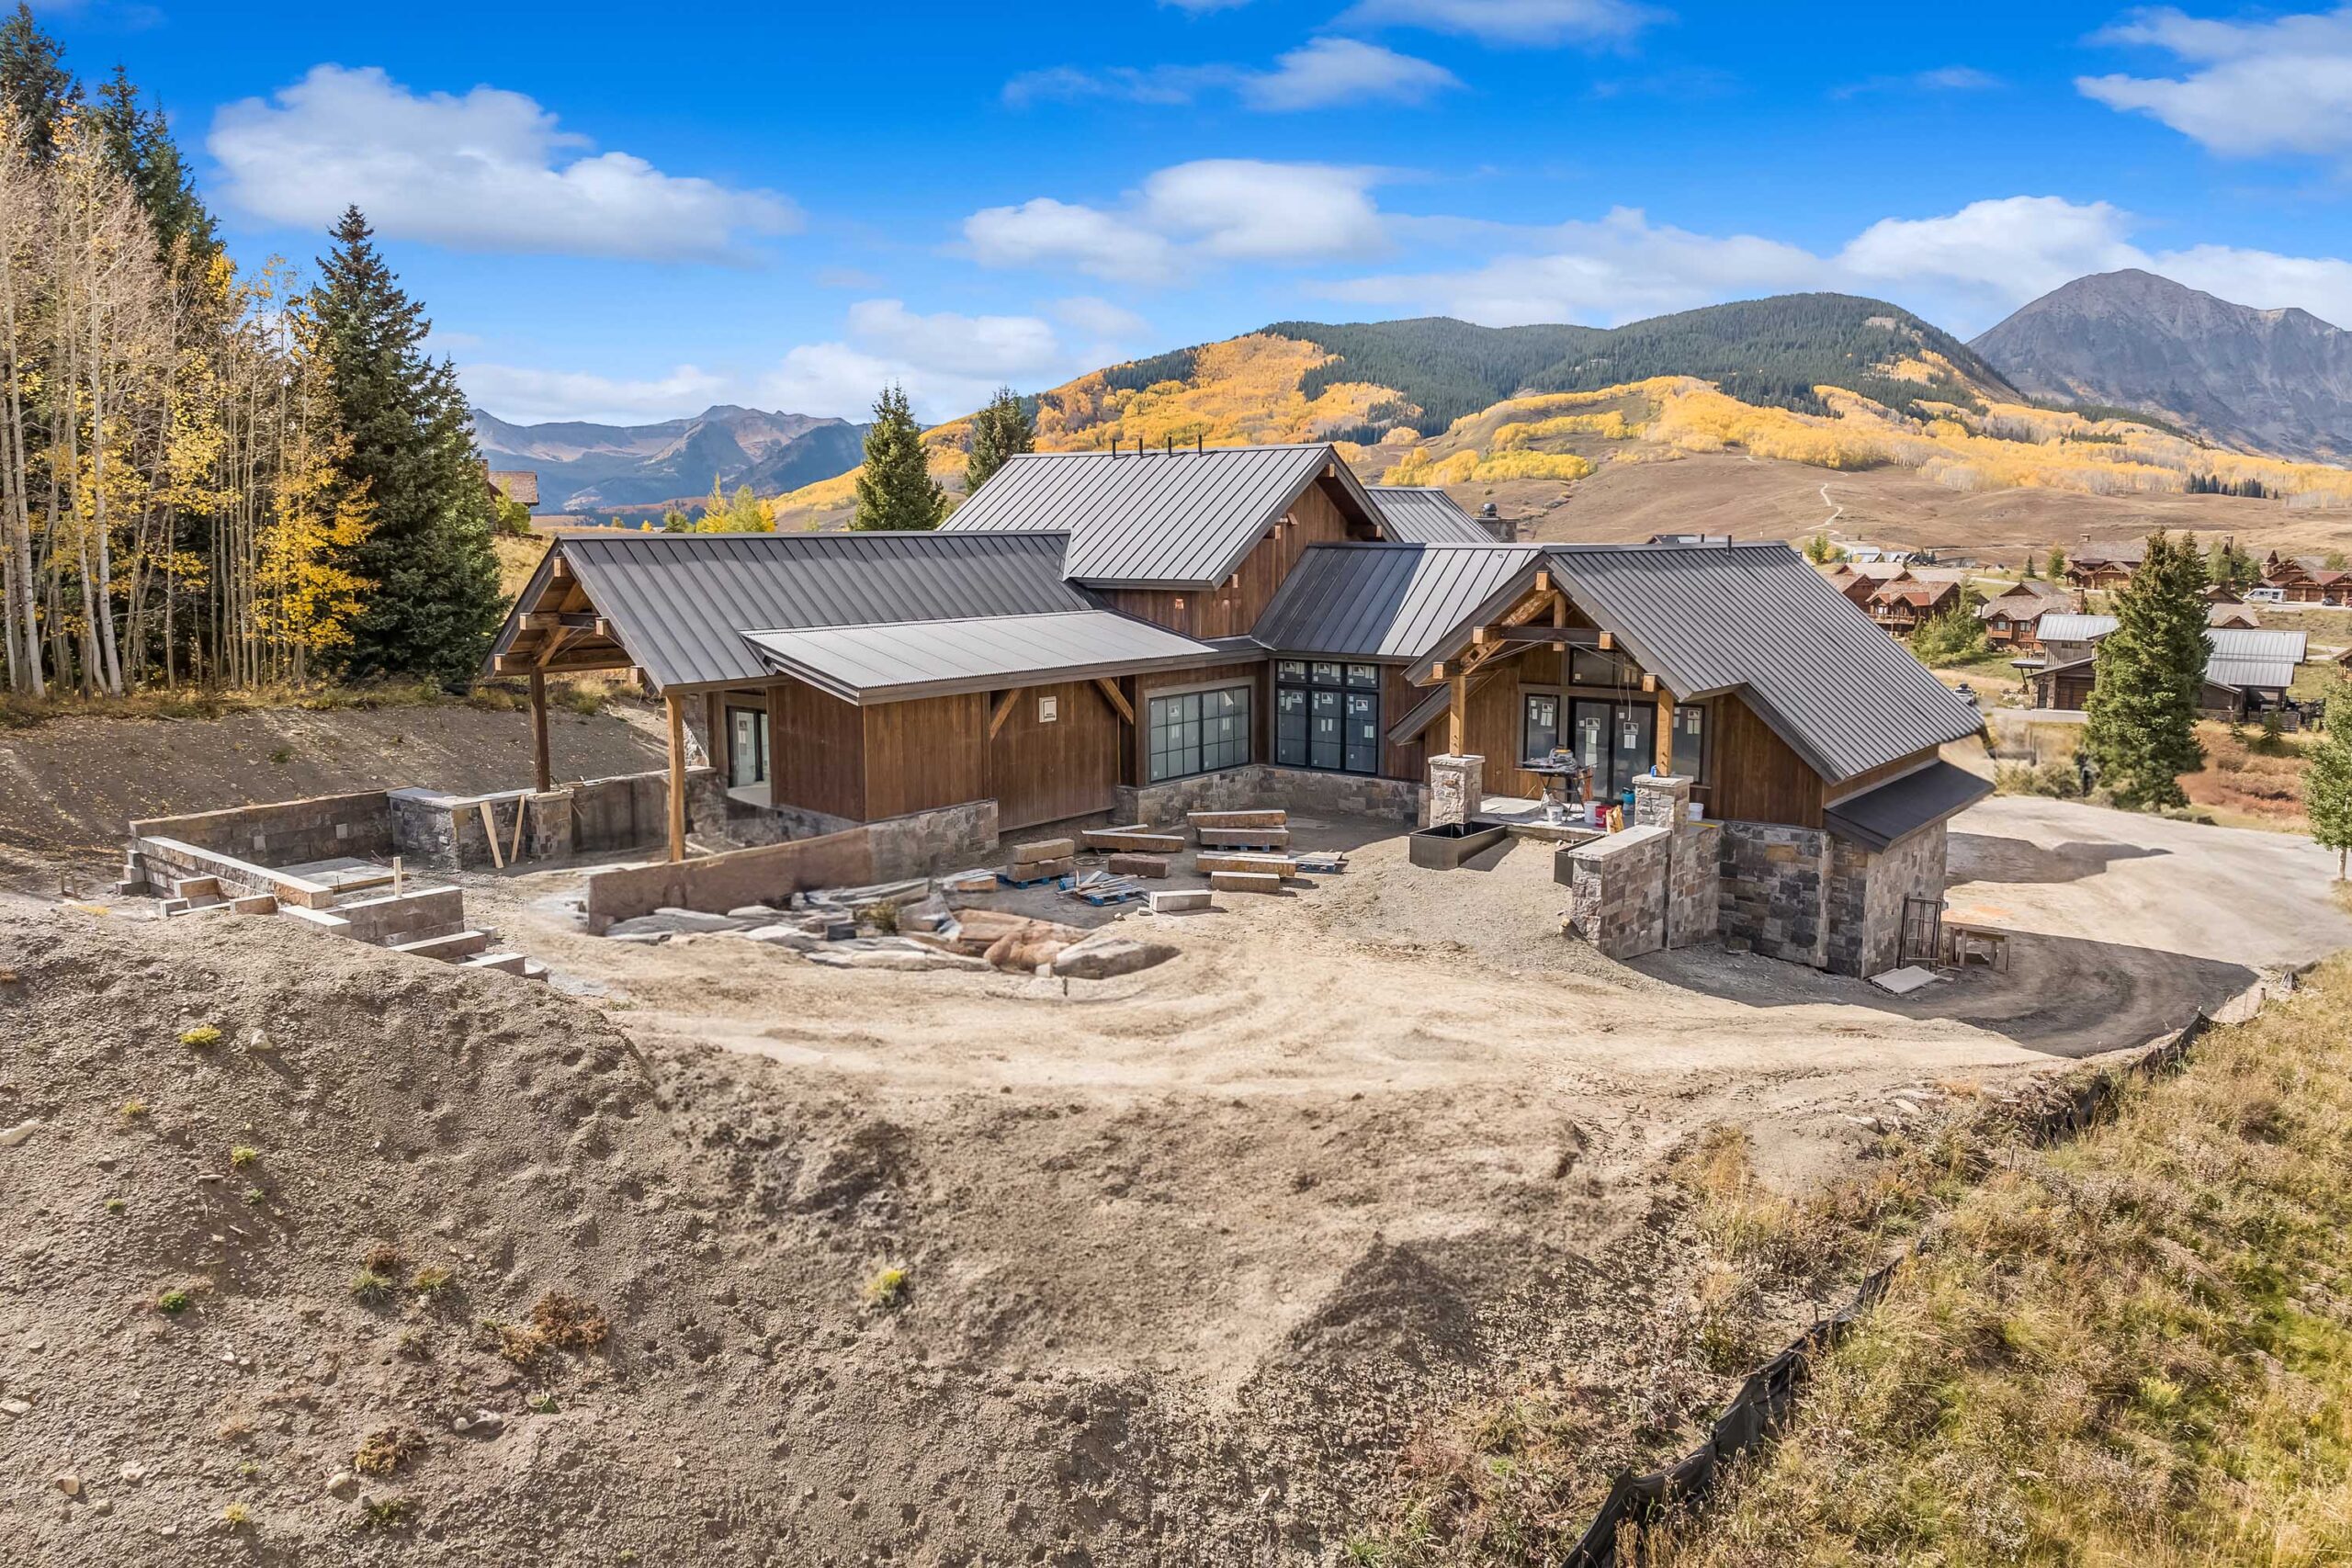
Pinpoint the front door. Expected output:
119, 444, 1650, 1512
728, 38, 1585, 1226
1570, 699, 1655, 802
728, 706, 767, 790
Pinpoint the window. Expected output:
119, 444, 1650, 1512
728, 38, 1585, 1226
1276, 660, 1381, 774
1148, 685, 1251, 783
727, 706, 767, 789
1670, 704, 1705, 779
1569, 698, 1655, 801
1522, 693, 1561, 763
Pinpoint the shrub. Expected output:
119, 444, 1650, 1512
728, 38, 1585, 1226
411, 1264, 455, 1295
228, 1145, 259, 1169
156, 1288, 192, 1314
352, 1426, 425, 1478
118, 1099, 149, 1122
863, 1266, 909, 1308
220, 1502, 252, 1530
529, 1291, 610, 1352
1994, 761, 2083, 798
349, 1269, 397, 1305
357, 1496, 415, 1532
178, 1024, 221, 1049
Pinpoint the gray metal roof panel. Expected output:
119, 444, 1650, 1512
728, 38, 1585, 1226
1365, 487, 1493, 545
741, 610, 1221, 704
2207, 626, 2307, 662
528, 530, 1091, 689
2038, 614, 2118, 643
942, 444, 1373, 587
2205, 655, 2298, 690
1537, 543, 1987, 782
1252, 543, 1544, 660
1824, 760, 1994, 851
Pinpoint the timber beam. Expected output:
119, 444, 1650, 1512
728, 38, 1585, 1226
988, 688, 1024, 739
1093, 678, 1136, 726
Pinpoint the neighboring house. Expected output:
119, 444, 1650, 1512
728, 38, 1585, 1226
2260, 552, 2352, 604
486, 441, 1986, 977
2065, 542, 2145, 590
2207, 602, 2261, 630
1648, 533, 1732, 547
2030, 622, 2309, 719
1860, 570, 1962, 636
487, 468, 539, 510
1363, 486, 1503, 546
1975, 581, 2075, 650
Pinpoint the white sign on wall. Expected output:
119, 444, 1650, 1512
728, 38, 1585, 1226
1037, 694, 1058, 723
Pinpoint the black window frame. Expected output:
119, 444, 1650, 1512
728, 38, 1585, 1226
1276, 660, 1382, 775
1147, 683, 1252, 784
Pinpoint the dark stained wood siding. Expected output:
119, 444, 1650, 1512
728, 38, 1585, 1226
1822, 744, 1942, 805
1456, 646, 1566, 801
1380, 663, 1426, 782
1707, 692, 1826, 829
770, 677, 865, 820
863, 693, 989, 820
989, 680, 1122, 830
1101, 474, 1361, 638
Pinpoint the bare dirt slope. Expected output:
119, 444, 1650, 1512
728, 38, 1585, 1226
0, 701, 663, 860
1453, 451, 2346, 564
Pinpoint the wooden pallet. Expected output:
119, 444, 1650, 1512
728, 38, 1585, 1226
997, 863, 1073, 889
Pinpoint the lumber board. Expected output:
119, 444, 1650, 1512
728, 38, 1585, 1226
1209, 871, 1283, 895
1187, 809, 1286, 829
1194, 852, 1296, 876
1081, 829, 1184, 853
1195, 827, 1290, 850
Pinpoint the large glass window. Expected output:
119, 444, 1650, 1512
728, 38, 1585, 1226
1148, 685, 1251, 783
1570, 698, 1656, 800
1522, 692, 1561, 762
727, 705, 768, 789
1276, 660, 1381, 774
1670, 703, 1705, 779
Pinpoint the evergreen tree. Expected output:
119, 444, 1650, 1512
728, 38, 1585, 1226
89, 65, 218, 263
2083, 531, 2211, 810
853, 384, 944, 531
661, 507, 688, 534
965, 385, 1034, 493
309, 207, 503, 685
2306, 723, 2352, 880
0, 3, 74, 161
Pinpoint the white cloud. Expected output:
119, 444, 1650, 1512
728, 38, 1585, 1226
1324, 194, 2352, 334
460, 363, 733, 427
964, 160, 1386, 283
1005, 38, 1456, 112
1332, 0, 1660, 47
2078, 6, 2352, 157
756, 302, 1081, 423
209, 64, 797, 262
964, 196, 1182, 284
1833, 64, 2003, 98
1053, 295, 1152, 341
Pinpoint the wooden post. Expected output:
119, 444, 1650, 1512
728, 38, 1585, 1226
664, 691, 687, 863
1655, 686, 1675, 773
528, 669, 551, 794
1446, 672, 1467, 757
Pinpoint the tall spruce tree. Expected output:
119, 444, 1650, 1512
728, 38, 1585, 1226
964, 385, 1034, 493
2307, 722, 2352, 880
0, 3, 74, 160
852, 383, 944, 531
2083, 531, 2211, 810
311, 207, 503, 684
90, 65, 218, 264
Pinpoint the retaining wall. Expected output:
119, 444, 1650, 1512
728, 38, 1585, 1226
1825, 822, 1949, 978
1113, 764, 1425, 827
130, 790, 394, 867
1562, 826, 1670, 958
1717, 821, 1830, 968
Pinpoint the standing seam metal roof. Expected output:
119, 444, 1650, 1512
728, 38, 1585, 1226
1364, 487, 1495, 545
1252, 543, 1543, 660
939, 444, 1375, 587
742, 611, 1222, 704
518, 530, 1093, 689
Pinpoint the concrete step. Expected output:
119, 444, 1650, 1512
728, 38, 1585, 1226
521, 960, 550, 983
170, 875, 223, 900
390, 930, 491, 962
159, 894, 226, 917
458, 951, 529, 976
229, 894, 279, 916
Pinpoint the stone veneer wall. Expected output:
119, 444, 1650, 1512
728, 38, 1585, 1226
1113, 764, 1425, 827
1716, 821, 1830, 969
387, 768, 729, 872
1825, 821, 1949, 978
1561, 825, 1670, 958
868, 800, 1000, 882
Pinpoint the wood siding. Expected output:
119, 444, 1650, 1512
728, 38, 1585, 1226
862, 692, 989, 821
1381, 663, 1426, 782
1822, 744, 1943, 805
1707, 692, 1825, 829
989, 680, 1122, 830
1457, 645, 1565, 800
1101, 473, 1363, 638
770, 677, 865, 821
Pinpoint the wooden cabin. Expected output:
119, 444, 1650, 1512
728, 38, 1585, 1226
484, 442, 1989, 971
1975, 581, 2075, 650
2065, 543, 2144, 591
2260, 552, 2352, 605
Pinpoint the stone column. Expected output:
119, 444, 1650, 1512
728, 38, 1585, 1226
1630, 773, 1692, 829
1427, 754, 1485, 829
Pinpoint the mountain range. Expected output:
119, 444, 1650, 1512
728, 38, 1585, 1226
1970, 269, 2352, 464
469, 404, 867, 512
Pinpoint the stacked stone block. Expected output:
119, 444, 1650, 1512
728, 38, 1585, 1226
1111, 764, 1426, 829
1716, 822, 1830, 968
1561, 826, 1670, 958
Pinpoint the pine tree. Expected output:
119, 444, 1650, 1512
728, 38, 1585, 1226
853, 384, 944, 531
965, 385, 1034, 494
89, 65, 217, 264
2306, 723, 2352, 880
661, 507, 688, 533
0, 3, 74, 161
309, 207, 503, 685
2083, 531, 2211, 810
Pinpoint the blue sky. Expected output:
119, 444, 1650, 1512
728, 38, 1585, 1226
44, 0, 2352, 426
